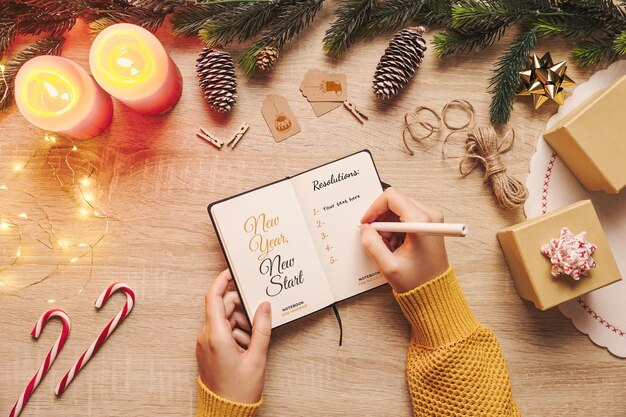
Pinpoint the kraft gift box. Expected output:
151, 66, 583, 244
497, 200, 622, 310
543, 75, 626, 194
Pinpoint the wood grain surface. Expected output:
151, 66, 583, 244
1, 5, 624, 416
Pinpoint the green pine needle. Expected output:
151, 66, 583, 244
0, 37, 65, 112
170, 3, 231, 37
613, 31, 626, 55
239, 0, 324, 75
573, 37, 618, 66
322, 0, 375, 56
362, 0, 426, 36
198, 1, 286, 47
432, 26, 507, 56
489, 28, 537, 125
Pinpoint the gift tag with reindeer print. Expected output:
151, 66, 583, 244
262, 94, 301, 143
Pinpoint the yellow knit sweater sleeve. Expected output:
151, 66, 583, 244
196, 377, 262, 417
393, 266, 521, 417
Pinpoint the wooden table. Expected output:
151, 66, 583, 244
1, 6, 624, 417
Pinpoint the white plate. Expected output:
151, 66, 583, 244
525, 60, 626, 358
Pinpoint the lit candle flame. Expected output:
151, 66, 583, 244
117, 57, 140, 76
43, 81, 59, 98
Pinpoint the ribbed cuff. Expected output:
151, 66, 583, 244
196, 376, 262, 417
393, 266, 480, 348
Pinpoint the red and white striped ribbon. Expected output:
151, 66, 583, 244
9, 309, 71, 417
55, 282, 135, 396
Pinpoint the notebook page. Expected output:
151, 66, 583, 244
289, 151, 386, 302
210, 181, 334, 328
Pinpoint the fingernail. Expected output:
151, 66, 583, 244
260, 301, 271, 314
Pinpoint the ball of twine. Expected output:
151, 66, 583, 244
460, 127, 528, 210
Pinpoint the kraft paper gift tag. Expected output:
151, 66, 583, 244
301, 71, 348, 102
300, 70, 344, 116
262, 94, 301, 143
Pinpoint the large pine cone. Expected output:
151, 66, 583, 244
256, 46, 280, 71
372, 26, 426, 100
196, 47, 237, 113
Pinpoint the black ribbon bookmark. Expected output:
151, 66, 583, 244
331, 303, 343, 346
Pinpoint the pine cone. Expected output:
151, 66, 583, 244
196, 47, 237, 113
256, 46, 280, 71
372, 26, 427, 100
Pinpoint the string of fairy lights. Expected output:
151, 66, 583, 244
0, 131, 110, 303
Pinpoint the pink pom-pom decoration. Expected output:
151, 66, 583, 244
541, 227, 597, 280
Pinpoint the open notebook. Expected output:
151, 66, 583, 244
208, 150, 387, 328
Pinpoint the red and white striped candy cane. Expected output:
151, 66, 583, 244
55, 282, 135, 396
9, 309, 71, 417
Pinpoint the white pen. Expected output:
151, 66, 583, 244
361, 222, 468, 237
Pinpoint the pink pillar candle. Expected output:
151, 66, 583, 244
14, 56, 113, 140
89, 23, 183, 115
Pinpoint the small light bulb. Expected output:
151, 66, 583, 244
80, 177, 90, 186
69, 257, 78, 263
16, 247, 21, 257
0, 281, 5, 287
72, 145, 78, 151
13, 163, 23, 172
0, 64, 5, 72
80, 208, 89, 216
18, 213, 28, 219
0, 185, 7, 190
57, 240, 67, 249
48, 299, 56, 304
0, 222, 9, 230
78, 243, 88, 247
82, 192, 93, 202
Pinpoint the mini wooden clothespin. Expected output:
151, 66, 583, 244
226, 122, 249, 149
197, 128, 224, 149
343, 100, 368, 124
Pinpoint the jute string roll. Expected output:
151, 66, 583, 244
458, 127, 528, 210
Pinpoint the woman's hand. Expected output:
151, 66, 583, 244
196, 269, 272, 404
360, 188, 450, 293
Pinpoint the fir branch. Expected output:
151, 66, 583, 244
323, 0, 375, 56
573, 37, 618, 66
198, 1, 287, 47
432, 26, 507, 56
240, 0, 324, 74
0, 22, 18, 59
613, 31, 626, 55
533, 16, 598, 39
170, 3, 231, 37
450, 0, 527, 32
0, 37, 65, 112
362, 0, 427, 36
489, 27, 537, 124
89, 7, 169, 33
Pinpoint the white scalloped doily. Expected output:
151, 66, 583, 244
525, 60, 626, 358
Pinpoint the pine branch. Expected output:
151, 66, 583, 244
323, 0, 375, 56
240, 0, 324, 74
0, 22, 18, 59
533, 16, 598, 39
450, 0, 527, 32
170, 3, 231, 37
198, 1, 288, 47
361, 0, 426, 36
432, 26, 507, 56
0, 37, 65, 112
88, 7, 170, 33
489, 27, 537, 124
573, 37, 618, 66
613, 31, 626, 55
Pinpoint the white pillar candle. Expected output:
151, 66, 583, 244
14, 56, 113, 140
89, 23, 183, 115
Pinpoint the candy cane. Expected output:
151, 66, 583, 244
55, 282, 135, 396
9, 309, 71, 417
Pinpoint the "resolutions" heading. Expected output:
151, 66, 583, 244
312, 170, 360, 191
